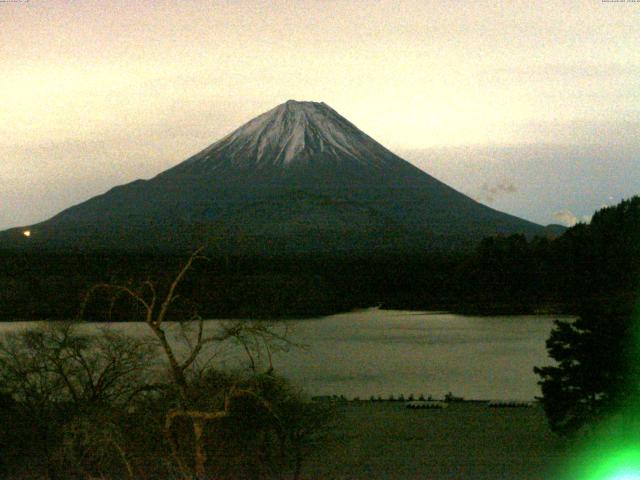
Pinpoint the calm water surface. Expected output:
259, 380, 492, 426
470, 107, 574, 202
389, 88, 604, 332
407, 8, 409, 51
0, 309, 564, 400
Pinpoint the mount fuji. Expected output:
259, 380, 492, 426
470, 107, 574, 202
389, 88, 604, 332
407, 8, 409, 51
0, 100, 551, 253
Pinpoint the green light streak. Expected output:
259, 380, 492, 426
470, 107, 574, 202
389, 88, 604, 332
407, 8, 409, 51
588, 448, 640, 480
557, 299, 640, 480
560, 434, 640, 480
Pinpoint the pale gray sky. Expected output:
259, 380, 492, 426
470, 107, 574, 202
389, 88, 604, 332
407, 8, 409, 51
1, 0, 639, 229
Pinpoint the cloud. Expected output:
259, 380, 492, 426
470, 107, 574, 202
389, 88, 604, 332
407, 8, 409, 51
553, 210, 592, 227
479, 181, 518, 203
553, 210, 578, 227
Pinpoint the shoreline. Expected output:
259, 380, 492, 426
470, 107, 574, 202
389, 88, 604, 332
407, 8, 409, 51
0, 303, 576, 323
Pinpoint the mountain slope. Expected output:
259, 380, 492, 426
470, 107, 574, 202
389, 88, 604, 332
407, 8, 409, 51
0, 100, 548, 253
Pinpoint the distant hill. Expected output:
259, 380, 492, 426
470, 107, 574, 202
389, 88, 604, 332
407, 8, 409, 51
0, 100, 552, 254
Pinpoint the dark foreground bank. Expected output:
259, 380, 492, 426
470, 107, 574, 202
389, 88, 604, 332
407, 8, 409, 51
305, 401, 567, 480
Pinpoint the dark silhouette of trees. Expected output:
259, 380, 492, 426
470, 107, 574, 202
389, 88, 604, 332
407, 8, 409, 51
2, 196, 639, 320
83, 248, 295, 479
0, 249, 334, 479
534, 303, 639, 435
91, 249, 332, 479
0, 322, 156, 479
535, 197, 640, 435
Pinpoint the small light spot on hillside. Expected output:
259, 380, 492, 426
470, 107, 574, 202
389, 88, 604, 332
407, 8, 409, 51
23, 230, 31, 238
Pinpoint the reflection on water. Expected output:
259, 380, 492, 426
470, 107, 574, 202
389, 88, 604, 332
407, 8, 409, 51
0, 309, 565, 400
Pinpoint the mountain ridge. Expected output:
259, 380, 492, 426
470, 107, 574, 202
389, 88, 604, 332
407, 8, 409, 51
0, 100, 553, 254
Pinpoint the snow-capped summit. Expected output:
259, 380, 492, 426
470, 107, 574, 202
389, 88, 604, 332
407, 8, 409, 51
167, 100, 405, 174
0, 100, 548, 253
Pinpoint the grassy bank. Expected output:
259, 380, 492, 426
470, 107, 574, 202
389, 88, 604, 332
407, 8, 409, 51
305, 402, 568, 479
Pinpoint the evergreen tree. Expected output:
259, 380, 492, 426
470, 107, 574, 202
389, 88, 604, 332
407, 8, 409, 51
535, 197, 640, 435
534, 303, 640, 435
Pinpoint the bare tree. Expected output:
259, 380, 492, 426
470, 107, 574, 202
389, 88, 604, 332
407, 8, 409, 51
0, 249, 332, 479
82, 248, 292, 480
0, 322, 156, 479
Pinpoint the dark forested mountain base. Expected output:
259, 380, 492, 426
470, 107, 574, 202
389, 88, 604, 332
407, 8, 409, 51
1, 197, 637, 321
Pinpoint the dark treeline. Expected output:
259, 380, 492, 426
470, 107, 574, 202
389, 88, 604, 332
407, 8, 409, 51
1, 196, 638, 320
533, 198, 640, 438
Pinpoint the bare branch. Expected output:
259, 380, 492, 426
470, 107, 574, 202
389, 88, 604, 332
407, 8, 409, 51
178, 315, 205, 373
156, 247, 205, 327
80, 283, 153, 323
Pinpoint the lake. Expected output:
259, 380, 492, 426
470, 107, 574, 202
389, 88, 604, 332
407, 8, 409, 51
0, 308, 564, 401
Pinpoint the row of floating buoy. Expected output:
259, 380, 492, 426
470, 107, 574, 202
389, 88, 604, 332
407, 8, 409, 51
487, 400, 534, 408
405, 401, 448, 409
311, 396, 535, 408
405, 400, 534, 409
